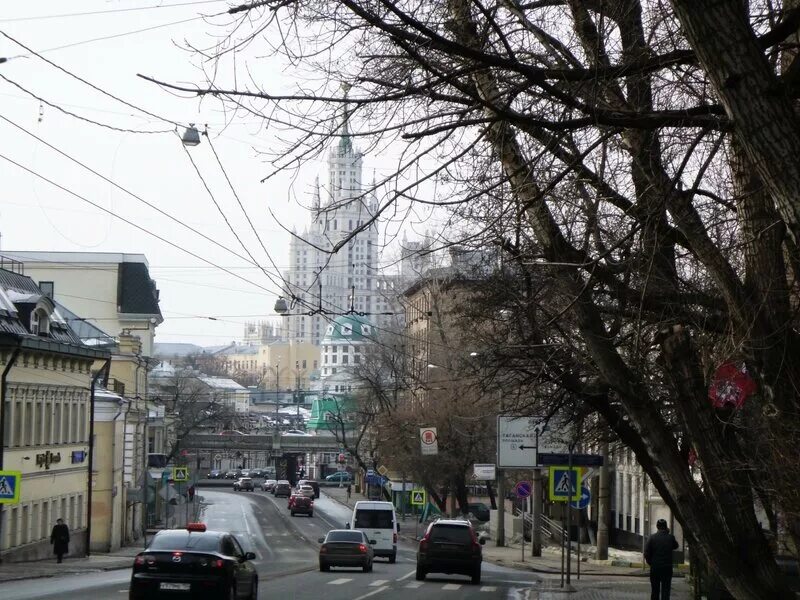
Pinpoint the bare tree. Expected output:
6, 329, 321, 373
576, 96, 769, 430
141, 2, 800, 596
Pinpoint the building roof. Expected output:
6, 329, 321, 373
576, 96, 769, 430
322, 314, 376, 343
154, 342, 204, 357
198, 376, 248, 391
117, 261, 162, 318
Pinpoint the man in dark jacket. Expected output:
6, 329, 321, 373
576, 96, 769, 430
644, 519, 679, 600
50, 518, 70, 563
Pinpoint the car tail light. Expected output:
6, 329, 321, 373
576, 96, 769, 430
210, 558, 225, 568
358, 544, 367, 553
319, 544, 327, 554
134, 554, 156, 566
393, 532, 397, 543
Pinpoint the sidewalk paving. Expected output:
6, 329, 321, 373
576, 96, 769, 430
0, 544, 140, 582
323, 486, 691, 599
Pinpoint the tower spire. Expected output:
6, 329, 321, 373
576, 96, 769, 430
339, 82, 353, 154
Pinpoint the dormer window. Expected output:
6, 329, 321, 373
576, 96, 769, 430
342, 323, 353, 336
31, 308, 50, 336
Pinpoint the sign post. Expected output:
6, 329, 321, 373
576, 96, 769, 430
411, 489, 426, 540
515, 481, 531, 562
420, 427, 438, 456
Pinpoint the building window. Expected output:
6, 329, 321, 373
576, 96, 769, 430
331, 355, 337, 364
302, 359, 307, 369
342, 323, 352, 336
331, 368, 337, 374
342, 355, 349, 365
313, 360, 318, 369
30, 308, 50, 336
39, 281, 54, 299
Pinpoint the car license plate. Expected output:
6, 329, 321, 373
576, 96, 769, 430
160, 582, 191, 591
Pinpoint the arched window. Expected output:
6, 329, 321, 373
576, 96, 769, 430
30, 308, 50, 336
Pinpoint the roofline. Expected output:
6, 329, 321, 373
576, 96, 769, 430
0, 332, 111, 360
5, 251, 150, 268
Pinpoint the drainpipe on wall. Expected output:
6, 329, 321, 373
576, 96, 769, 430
0, 344, 21, 564
86, 359, 111, 557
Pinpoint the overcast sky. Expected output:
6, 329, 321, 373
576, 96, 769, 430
0, 0, 415, 346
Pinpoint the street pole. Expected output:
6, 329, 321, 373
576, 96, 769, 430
532, 468, 542, 556
496, 469, 506, 547
274, 362, 280, 431
566, 445, 573, 586
596, 436, 610, 560
401, 472, 407, 521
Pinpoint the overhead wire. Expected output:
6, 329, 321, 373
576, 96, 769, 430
0, 1, 226, 22
0, 151, 283, 297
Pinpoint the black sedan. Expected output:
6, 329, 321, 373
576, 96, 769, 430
130, 523, 258, 599
318, 529, 375, 572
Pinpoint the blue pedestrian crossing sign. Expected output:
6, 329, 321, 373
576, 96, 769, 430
0, 470, 21, 504
548, 466, 581, 502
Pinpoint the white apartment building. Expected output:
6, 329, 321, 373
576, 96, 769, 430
281, 116, 400, 345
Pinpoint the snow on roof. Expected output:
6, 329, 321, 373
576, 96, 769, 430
198, 377, 248, 391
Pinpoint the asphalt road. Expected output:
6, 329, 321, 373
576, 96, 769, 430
1, 489, 542, 600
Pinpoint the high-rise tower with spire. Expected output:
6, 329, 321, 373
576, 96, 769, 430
281, 101, 396, 344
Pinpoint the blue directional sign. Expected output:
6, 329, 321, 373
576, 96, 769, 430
0, 470, 21, 504
515, 480, 532, 498
570, 485, 591, 510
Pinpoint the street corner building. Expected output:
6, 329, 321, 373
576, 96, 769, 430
0, 263, 109, 562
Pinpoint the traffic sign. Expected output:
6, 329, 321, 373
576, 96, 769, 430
0, 470, 21, 504
538, 453, 604, 467
549, 466, 581, 502
420, 427, 438, 455
515, 480, 532, 498
473, 463, 496, 480
377, 465, 389, 477
172, 467, 189, 482
366, 469, 375, 477
570, 485, 591, 509
410, 489, 427, 506
497, 416, 541, 468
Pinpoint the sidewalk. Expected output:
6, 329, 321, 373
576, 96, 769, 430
0, 544, 140, 582
323, 486, 691, 599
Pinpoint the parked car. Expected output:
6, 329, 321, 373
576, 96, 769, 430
233, 477, 255, 492
261, 479, 277, 492
318, 529, 374, 572
224, 470, 239, 480
240, 470, 251, 478
129, 523, 257, 599
249, 469, 264, 478
273, 481, 292, 498
325, 471, 352, 484
467, 502, 491, 522
416, 518, 484, 584
207, 469, 223, 479
291, 495, 314, 517
297, 479, 320, 498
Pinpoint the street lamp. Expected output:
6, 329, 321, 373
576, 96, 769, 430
180, 124, 202, 147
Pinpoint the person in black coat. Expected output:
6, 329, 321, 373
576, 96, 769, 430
50, 518, 70, 563
644, 519, 679, 600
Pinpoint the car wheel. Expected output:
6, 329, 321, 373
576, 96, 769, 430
248, 577, 258, 600
320, 562, 330, 572
471, 569, 481, 585
290, 512, 295, 516
362, 561, 370, 573
308, 512, 313, 517
229, 582, 237, 599
388, 552, 396, 564
415, 566, 426, 581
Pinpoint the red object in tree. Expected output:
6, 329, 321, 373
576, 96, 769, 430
688, 448, 697, 466
708, 362, 757, 409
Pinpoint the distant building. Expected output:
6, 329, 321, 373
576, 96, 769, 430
319, 315, 376, 389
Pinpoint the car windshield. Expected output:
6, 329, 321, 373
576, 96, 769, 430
354, 509, 394, 529
430, 525, 472, 544
326, 531, 364, 543
148, 532, 220, 551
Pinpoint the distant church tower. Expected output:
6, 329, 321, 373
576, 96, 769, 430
282, 96, 393, 345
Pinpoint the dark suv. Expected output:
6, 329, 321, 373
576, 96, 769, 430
416, 519, 484, 584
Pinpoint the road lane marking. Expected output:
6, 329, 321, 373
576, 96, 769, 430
396, 569, 416, 581
352, 586, 389, 600
480, 586, 497, 592
328, 578, 353, 585
442, 583, 462, 590
369, 580, 390, 586
404, 582, 423, 588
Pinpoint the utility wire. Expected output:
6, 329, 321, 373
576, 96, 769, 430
0, 73, 175, 134
0, 1, 225, 22
0, 151, 283, 297
0, 114, 262, 268
0, 30, 183, 127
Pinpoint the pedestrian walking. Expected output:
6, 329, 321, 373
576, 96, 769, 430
346, 483, 352, 500
50, 518, 70, 563
644, 518, 679, 600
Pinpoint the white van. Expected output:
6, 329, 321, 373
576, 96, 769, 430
347, 501, 398, 562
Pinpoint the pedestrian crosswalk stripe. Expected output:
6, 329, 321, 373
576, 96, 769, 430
442, 583, 462, 590
480, 586, 497, 592
404, 582, 423, 588
369, 580, 390, 586
328, 578, 352, 585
